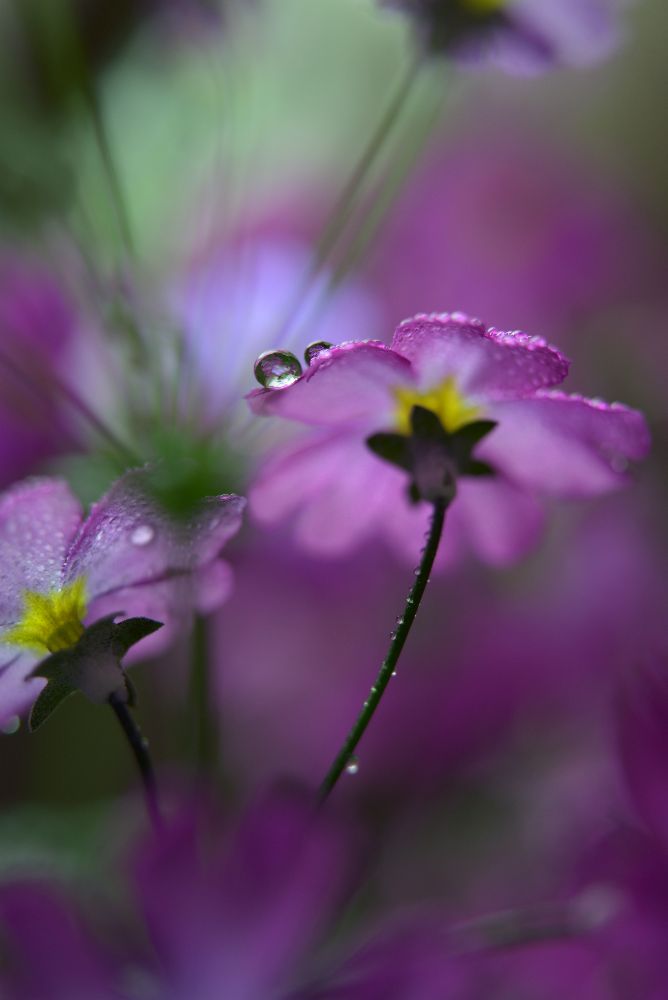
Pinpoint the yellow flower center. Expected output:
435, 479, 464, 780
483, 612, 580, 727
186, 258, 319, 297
3, 578, 87, 654
394, 377, 481, 435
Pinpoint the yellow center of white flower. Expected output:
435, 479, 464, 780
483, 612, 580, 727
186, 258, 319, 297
394, 377, 481, 435
3, 578, 87, 654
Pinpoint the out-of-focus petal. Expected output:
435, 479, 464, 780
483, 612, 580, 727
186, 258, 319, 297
483, 392, 650, 496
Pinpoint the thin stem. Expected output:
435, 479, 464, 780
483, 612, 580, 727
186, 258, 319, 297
318, 498, 447, 804
85, 84, 136, 261
274, 57, 420, 345
109, 692, 162, 833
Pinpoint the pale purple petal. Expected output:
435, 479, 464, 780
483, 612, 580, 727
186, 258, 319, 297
391, 313, 569, 399
63, 470, 245, 603
0, 479, 82, 627
248, 342, 412, 429
0, 651, 43, 729
482, 392, 650, 496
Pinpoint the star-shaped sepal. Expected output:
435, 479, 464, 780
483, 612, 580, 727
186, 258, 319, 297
367, 405, 497, 505
27, 615, 163, 732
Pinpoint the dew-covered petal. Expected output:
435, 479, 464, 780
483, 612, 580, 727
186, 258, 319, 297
247, 342, 413, 429
0, 650, 43, 729
63, 470, 245, 604
482, 392, 650, 496
391, 313, 569, 400
0, 478, 83, 627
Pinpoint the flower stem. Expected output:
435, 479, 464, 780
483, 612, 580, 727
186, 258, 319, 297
317, 498, 447, 804
109, 693, 162, 833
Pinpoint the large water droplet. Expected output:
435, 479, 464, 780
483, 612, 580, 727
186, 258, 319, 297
345, 755, 360, 775
131, 524, 155, 547
254, 350, 303, 389
304, 341, 332, 365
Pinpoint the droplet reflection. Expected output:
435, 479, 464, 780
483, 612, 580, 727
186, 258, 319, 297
254, 350, 303, 389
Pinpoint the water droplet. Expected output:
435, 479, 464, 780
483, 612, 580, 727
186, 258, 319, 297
131, 524, 155, 546
345, 756, 359, 775
1, 716, 20, 735
254, 350, 303, 389
304, 341, 332, 365
391, 670, 397, 677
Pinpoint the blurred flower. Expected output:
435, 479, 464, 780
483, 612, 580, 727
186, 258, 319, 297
0, 791, 357, 999
0, 472, 244, 727
0, 254, 79, 488
380, 0, 621, 73
248, 313, 648, 565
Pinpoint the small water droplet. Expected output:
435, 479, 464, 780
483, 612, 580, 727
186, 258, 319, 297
345, 756, 359, 775
1, 716, 20, 735
304, 340, 333, 365
131, 524, 155, 547
254, 350, 303, 389
391, 670, 397, 677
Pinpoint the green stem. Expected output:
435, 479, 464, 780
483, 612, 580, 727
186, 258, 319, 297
85, 84, 136, 261
317, 498, 447, 804
109, 693, 161, 833
275, 57, 420, 344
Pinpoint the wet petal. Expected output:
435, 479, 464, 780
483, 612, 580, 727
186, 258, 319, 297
63, 470, 245, 604
0, 479, 82, 627
391, 313, 569, 400
482, 392, 650, 496
248, 341, 412, 429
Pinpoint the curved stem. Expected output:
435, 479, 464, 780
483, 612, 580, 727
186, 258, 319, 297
109, 693, 162, 833
274, 57, 420, 345
317, 498, 446, 804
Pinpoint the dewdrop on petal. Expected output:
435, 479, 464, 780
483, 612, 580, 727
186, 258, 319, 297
254, 350, 303, 389
304, 341, 333, 365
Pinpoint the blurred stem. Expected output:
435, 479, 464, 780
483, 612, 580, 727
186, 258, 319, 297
318, 498, 447, 804
84, 83, 136, 262
190, 616, 218, 776
109, 693, 161, 833
275, 57, 421, 343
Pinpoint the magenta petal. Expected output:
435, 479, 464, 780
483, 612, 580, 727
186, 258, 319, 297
0, 478, 82, 627
63, 470, 245, 604
391, 313, 569, 399
483, 392, 650, 496
248, 341, 413, 428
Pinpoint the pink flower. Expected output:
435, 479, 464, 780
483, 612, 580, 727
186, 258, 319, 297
0, 472, 245, 727
248, 313, 648, 566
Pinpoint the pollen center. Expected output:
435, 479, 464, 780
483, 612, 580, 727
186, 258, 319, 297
3, 578, 87, 655
394, 377, 481, 435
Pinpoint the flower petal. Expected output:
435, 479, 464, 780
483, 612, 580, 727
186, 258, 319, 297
482, 392, 650, 496
391, 313, 569, 399
0, 478, 82, 627
64, 470, 245, 604
0, 650, 43, 728
248, 342, 412, 428
455, 476, 546, 565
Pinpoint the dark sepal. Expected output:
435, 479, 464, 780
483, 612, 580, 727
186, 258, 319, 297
366, 408, 497, 504
28, 614, 163, 732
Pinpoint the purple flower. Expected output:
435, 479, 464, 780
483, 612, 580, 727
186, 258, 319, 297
248, 314, 648, 566
0, 472, 244, 727
380, 0, 621, 73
